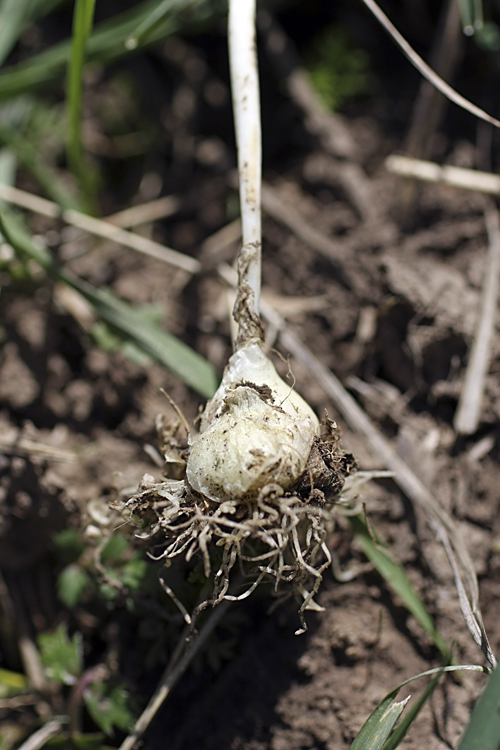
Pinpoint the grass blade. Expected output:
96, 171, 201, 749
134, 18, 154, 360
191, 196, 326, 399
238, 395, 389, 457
350, 692, 410, 750
67, 0, 96, 208
0, 209, 219, 398
0, 0, 62, 67
458, 656, 500, 750
381, 672, 441, 750
458, 0, 483, 35
351, 665, 489, 750
349, 514, 450, 660
0, 0, 34, 67
0, 0, 223, 102
125, 0, 204, 50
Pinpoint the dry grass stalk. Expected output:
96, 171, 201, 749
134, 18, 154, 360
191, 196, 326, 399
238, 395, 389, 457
0, 182, 199, 273
361, 0, 500, 129
386, 154, 500, 195
16, 720, 65, 750
454, 201, 500, 434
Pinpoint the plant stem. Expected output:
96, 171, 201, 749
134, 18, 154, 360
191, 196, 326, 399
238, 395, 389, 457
228, 0, 264, 346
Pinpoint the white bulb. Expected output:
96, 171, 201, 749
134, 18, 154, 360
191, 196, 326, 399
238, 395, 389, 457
186, 342, 319, 502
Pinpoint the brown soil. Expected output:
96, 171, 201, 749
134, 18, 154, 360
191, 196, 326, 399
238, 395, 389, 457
1, 3, 500, 749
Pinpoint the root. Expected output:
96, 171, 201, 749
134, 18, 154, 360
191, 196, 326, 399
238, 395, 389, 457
118, 479, 333, 625
112, 414, 356, 632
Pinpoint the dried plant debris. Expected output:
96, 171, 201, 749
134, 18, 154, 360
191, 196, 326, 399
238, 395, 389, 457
113, 342, 355, 632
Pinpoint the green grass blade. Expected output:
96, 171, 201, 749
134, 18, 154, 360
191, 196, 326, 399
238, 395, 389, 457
0, 0, 223, 102
0, 0, 64, 65
458, 0, 484, 35
125, 0, 203, 50
0, 0, 33, 67
351, 665, 489, 750
381, 673, 441, 750
0, 147, 16, 189
0, 209, 219, 398
71, 285, 219, 398
349, 514, 450, 660
350, 691, 409, 750
0, 667, 29, 694
458, 656, 500, 750
67, 0, 96, 208
0, 0, 63, 67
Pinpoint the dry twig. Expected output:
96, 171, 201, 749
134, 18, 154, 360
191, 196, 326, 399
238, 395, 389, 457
103, 195, 180, 228
16, 720, 65, 750
0, 435, 76, 462
0, 183, 199, 274
386, 154, 500, 195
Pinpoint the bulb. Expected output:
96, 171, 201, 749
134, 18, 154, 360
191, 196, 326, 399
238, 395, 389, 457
186, 341, 319, 502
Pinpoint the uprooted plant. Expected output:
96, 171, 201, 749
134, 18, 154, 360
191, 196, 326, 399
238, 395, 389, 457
115, 0, 354, 635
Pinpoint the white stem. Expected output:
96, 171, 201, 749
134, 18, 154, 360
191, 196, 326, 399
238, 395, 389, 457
228, 0, 263, 343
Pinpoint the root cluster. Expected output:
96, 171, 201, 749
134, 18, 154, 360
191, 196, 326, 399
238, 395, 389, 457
115, 414, 355, 633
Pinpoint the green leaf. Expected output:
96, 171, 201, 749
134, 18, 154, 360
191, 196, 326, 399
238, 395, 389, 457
350, 692, 409, 750
100, 534, 129, 564
305, 25, 370, 111
91, 321, 124, 352
351, 665, 488, 750
70, 284, 219, 397
382, 673, 442, 750
0, 668, 29, 697
350, 514, 450, 660
458, 655, 500, 750
91, 307, 164, 366
0, 0, 62, 67
38, 623, 82, 685
57, 564, 91, 608
0, 209, 219, 397
84, 682, 136, 735
53, 528, 85, 564
120, 557, 148, 592
97, 581, 119, 605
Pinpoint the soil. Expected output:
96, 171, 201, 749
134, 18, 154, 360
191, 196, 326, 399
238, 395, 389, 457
1, 2, 500, 749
